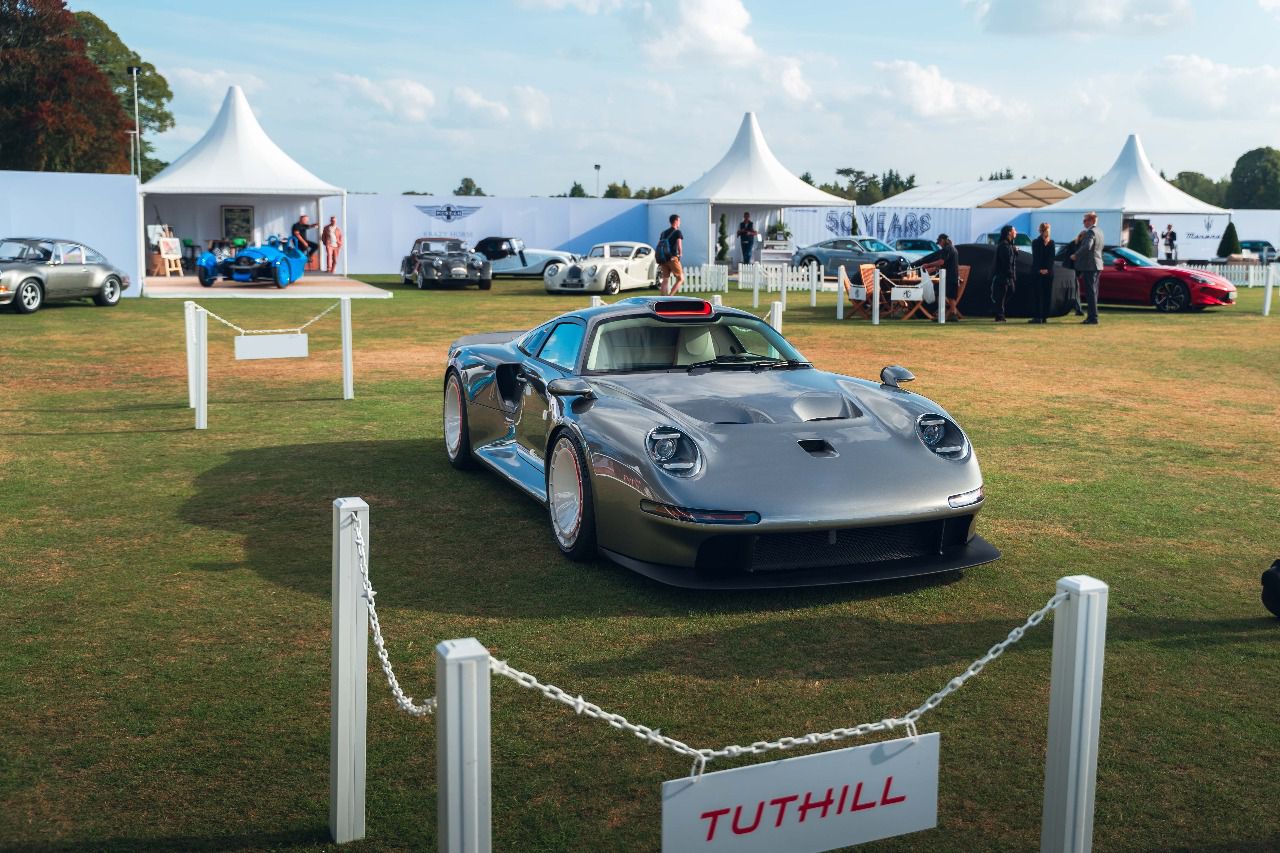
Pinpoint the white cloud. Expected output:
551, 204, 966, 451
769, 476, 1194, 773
518, 0, 623, 12
778, 59, 812, 103
333, 74, 436, 122
514, 86, 553, 129
1261, 0, 1280, 18
871, 61, 1024, 122
1143, 54, 1280, 118
454, 86, 510, 122
643, 0, 759, 64
168, 68, 265, 104
971, 0, 1191, 33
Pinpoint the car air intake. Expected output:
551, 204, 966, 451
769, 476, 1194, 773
797, 439, 837, 457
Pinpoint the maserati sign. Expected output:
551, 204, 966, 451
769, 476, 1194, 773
416, 203, 481, 223
661, 734, 939, 852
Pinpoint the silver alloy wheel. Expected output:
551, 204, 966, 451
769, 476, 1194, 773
548, 438, 583, 547
443, 374, 463, 458
19, 281, 41, 310
604, 271, 620, 295
101, 279, 119, 303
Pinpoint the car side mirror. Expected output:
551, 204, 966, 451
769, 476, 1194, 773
547, 378, 595, 399
880, 365, 915, 390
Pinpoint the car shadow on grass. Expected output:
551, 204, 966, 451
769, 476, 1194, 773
180, 438, 964, 618
0, 826, 330, 853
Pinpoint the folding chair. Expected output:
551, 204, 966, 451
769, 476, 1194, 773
946, 265, 970, 321
899, 271, 934, 320
855, 264, 880, 319
839, 264, 870, 319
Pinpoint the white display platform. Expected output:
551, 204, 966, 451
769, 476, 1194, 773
145, 274, 392, 299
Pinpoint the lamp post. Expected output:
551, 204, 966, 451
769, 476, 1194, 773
126, 130, 138, 177
126, 65, 141, 178
594, 164, 600, 197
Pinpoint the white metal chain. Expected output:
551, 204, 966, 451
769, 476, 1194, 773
348, 512, 437, 717
195, 301, 340, 336
490, 589, 1069, 774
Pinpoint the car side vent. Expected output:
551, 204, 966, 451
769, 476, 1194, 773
798, 439, 838, 458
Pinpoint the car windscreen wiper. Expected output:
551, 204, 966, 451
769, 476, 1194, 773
748, 358, 812, 371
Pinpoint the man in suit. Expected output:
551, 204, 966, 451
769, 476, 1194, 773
1071, 211, 1104, 325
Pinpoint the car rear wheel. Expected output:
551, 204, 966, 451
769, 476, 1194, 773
478, 278, 492, 291
443, 371, 475, 470
546, 431, 596, 561
13, 279, 42, 314
604, 270, 621, 295
93, 276, 121, 307
1152, 278, 1190, 312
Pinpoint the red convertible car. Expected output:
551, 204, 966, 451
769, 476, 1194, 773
1063, 245, 1237, 312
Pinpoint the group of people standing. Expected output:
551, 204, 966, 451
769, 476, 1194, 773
988, 211, 1104, 325
290, 214, 344, 274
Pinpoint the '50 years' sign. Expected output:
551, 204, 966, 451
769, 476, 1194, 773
661, 733, 938, 852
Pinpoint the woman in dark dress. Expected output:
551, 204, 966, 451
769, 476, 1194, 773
1030, 222, 1055, 324
992, 224, 1018, 322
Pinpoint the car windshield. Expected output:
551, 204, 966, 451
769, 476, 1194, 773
584, 315, 807, 373
0, 239, 51, 262
857, 238, 893, 252
419, 240, 463, 253
1111, 247, 1157, 266
587, 245, 606, 258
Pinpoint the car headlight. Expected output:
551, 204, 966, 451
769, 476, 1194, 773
471, 259, 483, 268
916, 413, 969, 461
1189, 274, 1211, 284
586, 264, 599, 278
546, 264, 560, 277
647, 426, 701, 476
433, 259, 443, 268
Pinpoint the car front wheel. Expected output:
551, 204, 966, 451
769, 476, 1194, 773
546, 431, 596, 561
443, 371, 475, 470
1152, 278, 1190, 312
604, 270, 621, 295
197, 265, 214, 287
478, 278, 492, 291
93, 276, 122, 307
13, 279, 43, 314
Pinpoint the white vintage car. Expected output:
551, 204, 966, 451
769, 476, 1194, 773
544, 241, 657, 295
473, 237, 576, 277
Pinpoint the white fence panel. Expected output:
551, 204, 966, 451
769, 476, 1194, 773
682, 264, 729, 293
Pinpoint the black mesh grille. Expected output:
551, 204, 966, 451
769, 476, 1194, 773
696, 516, 972, 574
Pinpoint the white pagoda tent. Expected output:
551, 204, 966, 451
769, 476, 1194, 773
142, 86, 347, 272
1038, 134, 1230, 259
649, 113, 851, 265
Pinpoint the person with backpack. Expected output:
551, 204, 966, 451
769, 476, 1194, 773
656, 214, 684, 295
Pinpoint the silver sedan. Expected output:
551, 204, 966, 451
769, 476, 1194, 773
0, 237, 129, 314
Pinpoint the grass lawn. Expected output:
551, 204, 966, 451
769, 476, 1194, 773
1, 277, 1277, 852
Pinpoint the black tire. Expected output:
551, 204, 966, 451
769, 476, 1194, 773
546, 431, 597, 561
416, 270, 427, 290
93, 276, 122, 307
801, 256, 819, 270
13, 279, 42, 314
443, 371, 475, 471
604, 270, 621, 295
1152, 278, 1190, 312
478, 278, 492, 291
197, 266, 214, 287
1263, 561, 1280, 618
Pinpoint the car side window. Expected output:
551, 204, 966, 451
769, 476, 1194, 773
84, 247, 104, 263
634, 246, 651, 259
1102, 250, 1118, 265
537, 322, 585, 371
519, 324, 553, 357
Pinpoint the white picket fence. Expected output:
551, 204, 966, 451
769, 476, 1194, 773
330, 498, 1110, 852
681, 263, 730, 293
1199, 263, 1276, 288
737, 262, 831, 293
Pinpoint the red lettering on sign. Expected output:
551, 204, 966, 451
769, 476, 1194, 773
799, 787, 835, 822
850, 782, 876, 812
770, 794, 799, 828
836, 783, 849, 815
880, 775, 907, 806
701, 807, 730, 842
731, 802, 765, 835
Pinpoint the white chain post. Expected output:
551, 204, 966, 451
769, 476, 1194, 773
937, 270, 947, 324
194, 307, 208, 430
752, 264, 760, 308
590, 295, 605, 307
340, 297, 354, 400
769, 301, 783, 332
438, 638, 492, 853
184, 300, 196, 408
872, 268, 882, 325
779, 270, 787, 310
1041, 575, 1108, 853
711, 294, 722, 306
809, 262, 818, 307
331, 498, 369, 845
1264, 264, 1274, 317
836, 266, 845, 321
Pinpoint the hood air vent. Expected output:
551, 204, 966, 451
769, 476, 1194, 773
798, 439, 838, 458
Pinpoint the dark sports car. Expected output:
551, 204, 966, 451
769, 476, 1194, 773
443, 296, 998, 588
400, 237, 492, 290
196, 235, 306, 288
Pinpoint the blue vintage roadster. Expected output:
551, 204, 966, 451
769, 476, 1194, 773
196, 235, 307, 288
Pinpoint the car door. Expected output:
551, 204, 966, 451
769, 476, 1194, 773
47, 243, 90, 296
1100, 249, 1142, 303
627, 246, 654, 287
515, 320, 585, 464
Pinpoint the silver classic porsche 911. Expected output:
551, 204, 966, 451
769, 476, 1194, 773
443, 296, 998, 588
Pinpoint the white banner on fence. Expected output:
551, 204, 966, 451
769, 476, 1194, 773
234, 333, 308, 360
661, 733, 938, 853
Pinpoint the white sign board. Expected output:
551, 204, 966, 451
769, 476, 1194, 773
235, 333, 309, 360
891, 286, 923, 302
661, 733, 938, 853
848, 285, 867, 301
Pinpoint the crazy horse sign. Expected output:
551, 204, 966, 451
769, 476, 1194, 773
660, 734, 939, 852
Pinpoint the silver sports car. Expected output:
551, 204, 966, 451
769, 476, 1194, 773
443, 297, 998, 588
0, 237, 130, 314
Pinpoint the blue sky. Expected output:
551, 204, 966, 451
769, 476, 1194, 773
74, 0, 1280, 196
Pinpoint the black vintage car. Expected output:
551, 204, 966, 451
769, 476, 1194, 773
955, 243, 1078, 318
400, 237, 492, 290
